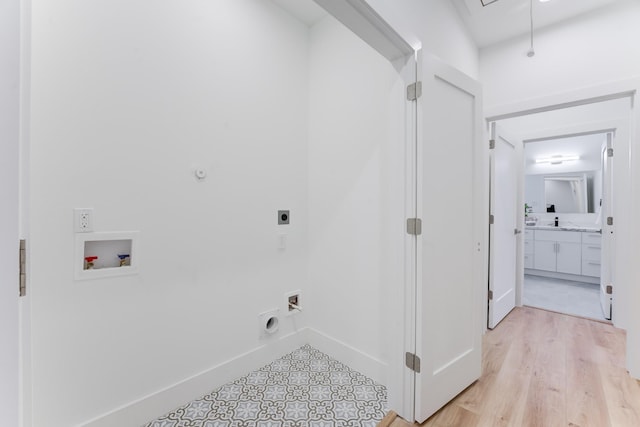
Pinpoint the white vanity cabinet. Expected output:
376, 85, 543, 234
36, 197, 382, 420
533, 230, 582, 275
524, 229, 534, 268
582, 232, 602, 277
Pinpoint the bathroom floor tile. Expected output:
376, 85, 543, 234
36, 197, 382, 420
143, 345, 387, 427
523, 274, 607, 321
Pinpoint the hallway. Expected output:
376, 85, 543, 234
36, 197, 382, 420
387, 306, 640, 426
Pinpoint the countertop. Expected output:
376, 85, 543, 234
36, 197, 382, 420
525, 224, 601, 233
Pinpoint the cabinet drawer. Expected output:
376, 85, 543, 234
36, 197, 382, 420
582, 232, 602, 246
582, 244, 601, 262
524, 254, 534, 269
582, 259, 601, 277
524, 240, 534, 254
535, 230, 581, 243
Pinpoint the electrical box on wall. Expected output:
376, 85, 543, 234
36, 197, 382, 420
75, 231, 139, 280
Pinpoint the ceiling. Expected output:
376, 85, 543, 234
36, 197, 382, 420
452, 0, 623, 48
270, 0, 327, 27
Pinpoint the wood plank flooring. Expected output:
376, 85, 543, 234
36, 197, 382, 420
386, 306, 640, 427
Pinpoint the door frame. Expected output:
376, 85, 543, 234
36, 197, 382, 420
485, 79, 640, 378
509, 118, 627, 321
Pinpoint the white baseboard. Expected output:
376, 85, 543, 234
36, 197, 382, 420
81, 331, 308, 427
305, 327, 388, 386
80, 328, 388, 427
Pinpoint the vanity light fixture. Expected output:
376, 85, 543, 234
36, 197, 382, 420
535, 155, 580, 164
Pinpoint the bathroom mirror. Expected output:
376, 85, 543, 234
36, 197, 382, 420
526, 171, 600, 214
545, 174, 590, 213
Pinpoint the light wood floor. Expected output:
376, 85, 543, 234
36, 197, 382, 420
385, 306, 640, 427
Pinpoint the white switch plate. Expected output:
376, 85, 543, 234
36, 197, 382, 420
74, 208, 93, 233
277, 233, 287, 250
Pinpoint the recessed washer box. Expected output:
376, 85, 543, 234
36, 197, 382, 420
75, 231, 139, 280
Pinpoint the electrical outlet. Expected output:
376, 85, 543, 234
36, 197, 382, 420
74, 208, 93, 233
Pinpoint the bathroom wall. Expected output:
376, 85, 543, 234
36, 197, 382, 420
28, 1, 311, 425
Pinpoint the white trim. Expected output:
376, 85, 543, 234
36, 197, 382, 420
485, 78, 640, 122
313, 0, 414, 62
80, 331, 309, 427
79, 328, 390, 427
305, 328, 388, 385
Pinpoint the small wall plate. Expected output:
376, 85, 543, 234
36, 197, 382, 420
278, 210, 290, 225
258, 308, 280, 338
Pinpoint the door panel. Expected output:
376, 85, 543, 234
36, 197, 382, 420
415, 53, 483, 423
534, 241, 556, 271
556, 242, 581, 275
0, 0, 21, 422
488, 124, 518, 329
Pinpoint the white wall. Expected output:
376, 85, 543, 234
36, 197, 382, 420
307, 14, 401, 374
0, 0, 21, 425
29, 1, 310, 425
366, 0, 479, 78
480, 0, 640, 107
24, 0, 483, 425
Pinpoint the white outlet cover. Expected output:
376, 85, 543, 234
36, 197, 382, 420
74, 208, 94, 233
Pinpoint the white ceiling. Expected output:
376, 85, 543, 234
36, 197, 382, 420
452, 0, 623, 48
270, 0, 327, 27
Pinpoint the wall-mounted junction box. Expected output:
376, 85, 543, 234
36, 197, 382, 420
75, 231, 139, 280
285, 290, 301, 316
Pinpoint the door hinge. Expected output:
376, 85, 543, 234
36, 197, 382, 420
407, 218, 422, 236
606, 285, 613, 295
489, 214, 495, 225
607, 216, 614, 226
407, 81, 422, 101
488, 290, 494, 300
19, 239, 26, 297
489, 139, 496, 150
607, 148, 614, 157
405, 352, 421, 373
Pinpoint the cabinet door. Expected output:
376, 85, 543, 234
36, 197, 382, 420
556, 242, 581, 275
534, 241, 556, 271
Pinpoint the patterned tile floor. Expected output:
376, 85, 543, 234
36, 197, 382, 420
144, 345, 387, 427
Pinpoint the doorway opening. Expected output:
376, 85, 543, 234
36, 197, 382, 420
488, 95, 631, 326
521, 131, 610, 322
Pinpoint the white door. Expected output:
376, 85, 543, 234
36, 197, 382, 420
600, 134, 613, 319
414, 53, 484, 423
488, 124, 518, 329
1, 0, 21, 423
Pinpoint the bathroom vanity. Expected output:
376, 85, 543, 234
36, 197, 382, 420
524, 226, 601, 283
